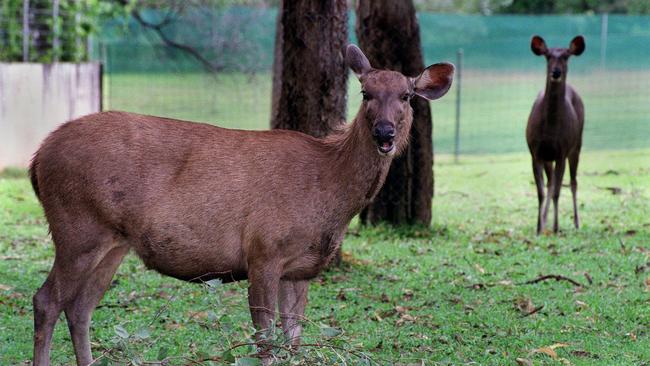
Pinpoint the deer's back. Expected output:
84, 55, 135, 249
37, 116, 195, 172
32, 111, 346, 281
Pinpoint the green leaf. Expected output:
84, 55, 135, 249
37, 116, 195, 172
205, 278, 222, 288
157, 346, 169, 361
320, 325, 342, 338
235, 357, 262, 366
114, 325, 129, 339
221, 349, 235, 363
134, 327, 150, 340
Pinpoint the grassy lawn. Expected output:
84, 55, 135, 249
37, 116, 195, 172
1, 149, 648, 365
104, 70, 650, 155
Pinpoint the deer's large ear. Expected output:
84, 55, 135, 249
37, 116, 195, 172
412, 63, 454, 101
531, 35, 547, 56
346, 44, 372, 78
569, 35, 585, 56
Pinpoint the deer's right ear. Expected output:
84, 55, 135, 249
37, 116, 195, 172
531, 35, 547, 56
346, 44, 372, 78
413, 63, 455, 101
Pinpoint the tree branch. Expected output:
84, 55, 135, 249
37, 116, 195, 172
131, 9, 224, 73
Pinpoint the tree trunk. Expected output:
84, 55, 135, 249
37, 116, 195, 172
270, 0, 348, 137
355, 0, 434, 226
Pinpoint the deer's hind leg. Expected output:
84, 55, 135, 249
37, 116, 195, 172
569, 150, 580, 229
34, 214, 127, 366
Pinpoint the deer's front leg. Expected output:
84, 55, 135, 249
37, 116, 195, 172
278, 279, 309, 346
247, 263, 281, 359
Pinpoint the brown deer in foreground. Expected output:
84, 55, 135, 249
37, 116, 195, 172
29, 45, 453, 365
527, 35, 585, 235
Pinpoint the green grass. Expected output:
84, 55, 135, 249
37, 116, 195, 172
105, 70, 650, 154
1, 149, 648, 365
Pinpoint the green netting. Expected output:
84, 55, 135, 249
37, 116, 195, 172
96, 10, 650, 154
96, 11, 650, 73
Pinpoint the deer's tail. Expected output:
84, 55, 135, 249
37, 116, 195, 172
29, 154, 41, 201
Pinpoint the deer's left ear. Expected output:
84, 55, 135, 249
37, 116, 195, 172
412, 63, 455, 101
346, 44, 372, 78
569, 35, 585, 56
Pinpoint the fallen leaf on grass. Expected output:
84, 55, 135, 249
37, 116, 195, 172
515, 358, 533, 366
403, 289, 414, 300
530, 343, 569, 359
571, 350, 599, 358
336, 288, 347, 301
188, 311, 209, 320
575, 300, 588, 309
0, 255, 23, 260
515, 297, 536, 314
341, 251, 370, 266
0, 284, 13, 291
474, 263, 486, 274
396, 313, 416, 326
603, 186, 622, 195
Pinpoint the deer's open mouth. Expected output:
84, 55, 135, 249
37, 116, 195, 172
377, 140, 395, 154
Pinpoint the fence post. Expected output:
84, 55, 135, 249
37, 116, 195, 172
101, 43, 109, 111
454, 48, 463, 163
22, 0, 29, 62
75, 0, 82, 61
600, 13, 608, 70
52, 0, 60, 61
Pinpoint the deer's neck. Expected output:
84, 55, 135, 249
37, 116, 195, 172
543, 79, 567, 124
323, 115, 394, 218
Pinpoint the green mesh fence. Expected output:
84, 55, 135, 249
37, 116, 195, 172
96, 10, 650, 154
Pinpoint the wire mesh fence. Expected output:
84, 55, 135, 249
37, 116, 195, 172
0, 0, 92, 62
92, 10, 650, 156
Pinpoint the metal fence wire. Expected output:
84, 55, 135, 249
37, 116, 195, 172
3, 7, 649, 155
89, 10, 650, 156
0, 1, 91, 62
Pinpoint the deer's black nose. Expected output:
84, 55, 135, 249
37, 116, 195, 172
552, 68, 562, 79
372, 120, 395, 142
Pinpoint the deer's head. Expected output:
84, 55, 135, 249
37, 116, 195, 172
346, 45, 454, 157
531, 35, 585, 83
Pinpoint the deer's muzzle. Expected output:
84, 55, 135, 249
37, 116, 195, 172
372, 120, 395, 154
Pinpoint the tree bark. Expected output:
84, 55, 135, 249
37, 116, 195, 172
270, 0, 348, 137
355, 0, 434, 226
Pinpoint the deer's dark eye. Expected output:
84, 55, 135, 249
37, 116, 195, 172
401, 93, 411, 102
362, 90, 371, 101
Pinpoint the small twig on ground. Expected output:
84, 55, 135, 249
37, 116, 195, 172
635, 262, 650, 275
439, 190, 469, 197
519, 274, 584, 287
522, 304, 544, 317
583, 272, 593, 285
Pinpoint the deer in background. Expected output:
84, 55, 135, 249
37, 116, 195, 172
29, 45, 453, 365
527, 35, 585, 235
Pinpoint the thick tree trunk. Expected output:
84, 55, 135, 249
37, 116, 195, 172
271, 0, 348, 137
356, 0, 434, 226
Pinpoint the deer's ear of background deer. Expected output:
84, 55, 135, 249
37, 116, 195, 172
412, 63, 454, 101
531, 35, 548, 56
346, 44, 372, 78
569, 35, 585, 56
